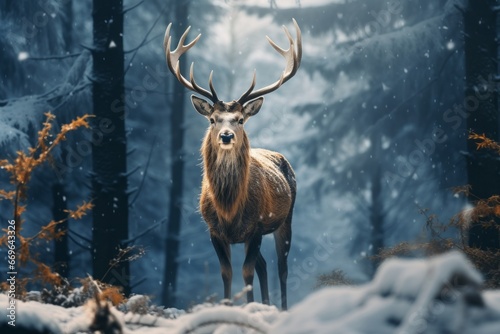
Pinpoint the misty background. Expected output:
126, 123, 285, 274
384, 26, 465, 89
0, 0, 470, 308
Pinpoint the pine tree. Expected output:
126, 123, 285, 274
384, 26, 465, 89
91, 0, 130, 295
163, 0, 189, 307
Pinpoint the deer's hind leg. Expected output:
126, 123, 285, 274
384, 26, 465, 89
274, 218, 292, 310
255, 251, 269, 304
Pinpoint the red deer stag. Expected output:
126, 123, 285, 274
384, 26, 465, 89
164, 19, 301, 310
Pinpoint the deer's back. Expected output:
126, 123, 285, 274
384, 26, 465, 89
249, 148, 296, 206
249, 148, 295, 230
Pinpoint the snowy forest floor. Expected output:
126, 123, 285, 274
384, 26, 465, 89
1, 252, 500, 334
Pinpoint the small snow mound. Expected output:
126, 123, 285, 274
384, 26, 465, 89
0, 294, 66, 333
272, 251, 499, 334
174, 303, 275, 334
125, 294, 151, 315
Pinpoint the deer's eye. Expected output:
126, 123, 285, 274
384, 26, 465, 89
238, 119, 244, 125
210, 118, 215, 124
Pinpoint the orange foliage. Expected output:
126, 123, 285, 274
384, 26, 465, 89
0, 189, 15, 200
100, 286, 125, 306
0, 112, 131, 305
0, 112, 92, 293
469, 132, 500, 154
65, 200, 94, 220
79, 277, 126, 306
34, 262, 62, 286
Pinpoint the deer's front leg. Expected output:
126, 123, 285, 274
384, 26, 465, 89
243, 234, 263, 303
211, 234, 232, 299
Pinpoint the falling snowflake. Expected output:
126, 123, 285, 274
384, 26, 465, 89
18, 52, 29, 61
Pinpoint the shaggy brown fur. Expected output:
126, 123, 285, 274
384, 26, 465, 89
200, 134, 295, 243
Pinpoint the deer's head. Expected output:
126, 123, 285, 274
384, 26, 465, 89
164, 19, 302, 151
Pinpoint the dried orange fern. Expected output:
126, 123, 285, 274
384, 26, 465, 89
0, 112, 93, 293
80, 277, 126, 306
469, 132, 500, 154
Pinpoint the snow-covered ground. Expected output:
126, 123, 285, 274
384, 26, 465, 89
1, 251, 499, 333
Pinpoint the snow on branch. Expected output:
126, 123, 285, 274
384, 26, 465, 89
348, 15, 447, 62
0, 51, 91, 151
345, 0, 466, 64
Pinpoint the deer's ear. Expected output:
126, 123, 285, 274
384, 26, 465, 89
191, 95, 212, 117
243, 97, 263, 117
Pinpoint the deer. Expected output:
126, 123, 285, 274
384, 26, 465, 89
164, 19, 301, 310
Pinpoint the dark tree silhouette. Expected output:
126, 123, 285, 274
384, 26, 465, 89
163, 0, 189, 307
61, 0, 74, 52
53, 0, 73, 279
53, 181, 69, 277
463, 1, 500, 251
369, 135, 384, 274
91, 0, 130, 294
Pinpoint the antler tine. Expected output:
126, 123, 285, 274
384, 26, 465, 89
163, 23, 173, 62
188, 64, 219, 102
294, 18, 303, 70
238, 19, 302, 104
208, 71, 219, 102
164, 23, 219, 103
237, 70, 257, 103
164, 24, 198, 77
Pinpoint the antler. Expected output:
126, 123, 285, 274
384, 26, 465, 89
237, 18, 302, 105
164, 23, 219, 103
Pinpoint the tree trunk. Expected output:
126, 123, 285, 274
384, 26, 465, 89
162, 0, 189, 307
464, 1, 500, 251
61, 0, 73, 52
369, 135, 384, 275
91, 0, 130, 295
54, 0, 73, 277
53, 182, 69, 278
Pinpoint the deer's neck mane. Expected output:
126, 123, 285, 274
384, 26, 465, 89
202, 132, 250, 222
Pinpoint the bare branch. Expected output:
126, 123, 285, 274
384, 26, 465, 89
24, 52, 82, 61
68, 231, 92, 250
123, 218, 166, 245
124, 33, 163, 54
123, 0, 144, 14
124, 3, 169, 75
129, 136, 157, 206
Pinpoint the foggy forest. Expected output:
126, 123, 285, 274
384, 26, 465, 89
1, 0, 500, 333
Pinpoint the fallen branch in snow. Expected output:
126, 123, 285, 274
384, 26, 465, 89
232, 285, 253, 303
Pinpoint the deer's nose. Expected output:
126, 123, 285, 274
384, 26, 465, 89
220, 132, 234, 144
